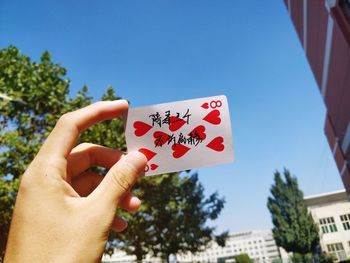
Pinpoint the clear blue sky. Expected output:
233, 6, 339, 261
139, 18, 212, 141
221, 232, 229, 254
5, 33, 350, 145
0, 0, 344, 233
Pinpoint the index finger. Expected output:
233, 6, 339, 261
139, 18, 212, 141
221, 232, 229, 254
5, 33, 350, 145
39, 100, 128, 159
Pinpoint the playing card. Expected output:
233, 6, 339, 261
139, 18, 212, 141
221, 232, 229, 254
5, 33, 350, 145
124, 95, 234, 176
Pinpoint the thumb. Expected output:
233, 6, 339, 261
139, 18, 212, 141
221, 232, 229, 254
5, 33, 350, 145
90, 151, 147, 206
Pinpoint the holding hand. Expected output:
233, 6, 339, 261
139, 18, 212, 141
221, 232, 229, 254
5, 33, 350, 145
4, 100, 147, 263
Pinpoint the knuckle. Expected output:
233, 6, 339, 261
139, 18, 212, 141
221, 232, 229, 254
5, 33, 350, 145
57, 112, 74, 126
92, 101, 110, 120
18, 173, 33, 195
94, 101, 106, 107
113, 174, 132, 192
111, 166, 136, 193
75, 142, 94, 150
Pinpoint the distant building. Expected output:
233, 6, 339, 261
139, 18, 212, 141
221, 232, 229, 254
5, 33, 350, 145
102, 249, 136, 262
177, 230, 285, 263
284, 0, 350, 193
103, 230, 286, 263
305, 189, 350, 261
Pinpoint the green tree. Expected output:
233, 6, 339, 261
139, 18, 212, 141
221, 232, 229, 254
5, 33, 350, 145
319, 252, 336, 263
0, 45, 122, 259
267, 169, 320, 262
112, 172, 227, 262
234, 253, 251, 263
0, 46, 226, 262
291, 252, 313, 263
1, 45, 70, 258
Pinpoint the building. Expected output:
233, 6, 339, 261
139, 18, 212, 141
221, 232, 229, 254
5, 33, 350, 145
102, 249, 136, 262
284, 0, 350, 193
103, 230, 286, 263
177, 230, 284, 263
305, 189, 350, 261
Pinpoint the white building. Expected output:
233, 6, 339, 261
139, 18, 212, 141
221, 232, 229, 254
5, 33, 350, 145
103, 230, 285, 263
177, 230, 283, 263
305, 189, 350, 261
102, 249, 136, 262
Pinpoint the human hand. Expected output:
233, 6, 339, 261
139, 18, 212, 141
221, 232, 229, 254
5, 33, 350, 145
4, 100, 147, 263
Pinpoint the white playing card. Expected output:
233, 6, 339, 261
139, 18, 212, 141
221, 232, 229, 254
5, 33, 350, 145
124, 95, 234, 176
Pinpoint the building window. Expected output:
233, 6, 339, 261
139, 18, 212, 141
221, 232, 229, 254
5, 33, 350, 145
319, 217, 338, 233
340, 214, 350, 230
327, 243, 347, 261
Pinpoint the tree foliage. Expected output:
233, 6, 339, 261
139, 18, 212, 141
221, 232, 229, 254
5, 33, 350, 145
0, 45, 226, 262
291, 252, 313, 263
114, 172, 226, 262
234, 253, 251, 263
319, 252, 336, 263
0, 45, 72, 258
267, 169, 319, 259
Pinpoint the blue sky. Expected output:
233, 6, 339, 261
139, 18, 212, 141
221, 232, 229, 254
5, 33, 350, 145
0, 0, 344, 233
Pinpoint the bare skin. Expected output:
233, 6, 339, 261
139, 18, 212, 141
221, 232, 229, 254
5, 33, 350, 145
4, 100, 147, 263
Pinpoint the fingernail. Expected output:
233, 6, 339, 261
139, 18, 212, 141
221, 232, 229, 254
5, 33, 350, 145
131, 196, 141, 206
130, 196, 142, 214
124, 152, 147, 173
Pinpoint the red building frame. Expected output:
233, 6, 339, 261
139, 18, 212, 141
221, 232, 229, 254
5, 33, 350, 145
284, 0, 350, 194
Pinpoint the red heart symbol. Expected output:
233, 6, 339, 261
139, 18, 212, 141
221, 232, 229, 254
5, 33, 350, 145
169, 116, 186, 132
138, 148, 157, 161
134, 121, 153, 137
203, 110, 221, 125
150, 164, 158, 170
189, 125, 206, 140
172, 144, 190, 159
201, 102, 209, 109
153, 131, 171, 147
206, 136, 225, 152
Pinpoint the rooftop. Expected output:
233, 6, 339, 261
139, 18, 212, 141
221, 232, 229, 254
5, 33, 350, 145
304, 189, 348, 207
